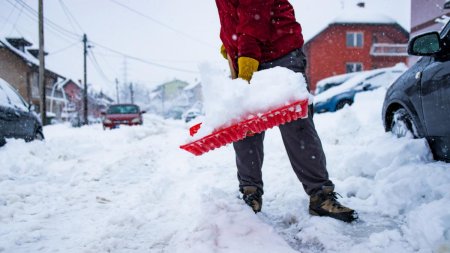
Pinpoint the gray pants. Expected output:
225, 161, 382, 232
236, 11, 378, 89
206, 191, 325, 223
234, 49, 333, 196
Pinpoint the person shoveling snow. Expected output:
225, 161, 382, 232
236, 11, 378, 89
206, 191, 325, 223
187, 0, 357, 223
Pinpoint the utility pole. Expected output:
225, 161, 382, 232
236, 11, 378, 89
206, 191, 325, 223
129, 82, 134, 104
115, 78, 120, 103
83, 34, 88, 125
38, 0, 46, 125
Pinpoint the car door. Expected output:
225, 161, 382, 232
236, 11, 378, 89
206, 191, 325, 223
420, 24, 450, 137
0, 83, 17, 139
0, 81, 35, 139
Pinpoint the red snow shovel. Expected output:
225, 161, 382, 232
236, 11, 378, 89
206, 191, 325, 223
180, 99, 309, 156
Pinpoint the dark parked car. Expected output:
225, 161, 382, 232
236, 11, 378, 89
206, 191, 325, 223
102, 104, 145, 129
0, 78, 44, 146
382, 21, 450, 162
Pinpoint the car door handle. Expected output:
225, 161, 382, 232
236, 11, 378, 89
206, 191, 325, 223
415, 71, 422, 80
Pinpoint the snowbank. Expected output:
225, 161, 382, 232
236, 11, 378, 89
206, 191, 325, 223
0, 88, 449, 253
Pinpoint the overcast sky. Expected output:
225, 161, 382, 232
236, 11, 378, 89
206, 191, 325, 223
0, 0, 410, 96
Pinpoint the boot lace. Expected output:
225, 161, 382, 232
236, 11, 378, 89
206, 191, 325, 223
323, 192, 345, 209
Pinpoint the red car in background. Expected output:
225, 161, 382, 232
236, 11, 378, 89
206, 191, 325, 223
102, 104, 145, 129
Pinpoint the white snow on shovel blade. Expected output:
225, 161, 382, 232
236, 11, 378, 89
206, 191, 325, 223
188, 63, 311, 141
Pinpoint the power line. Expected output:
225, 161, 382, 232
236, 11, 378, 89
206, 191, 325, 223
109, 0, 214, 48
90, 41, 199, 74
5, 0, 80, 44
8, 2, 25, 36
58, 0, 84, 33
48, 41, 81, 55
88, 48, 115, 84
4, 0, 200, 76
0, 0, 19, 33
14, 0, 81, 40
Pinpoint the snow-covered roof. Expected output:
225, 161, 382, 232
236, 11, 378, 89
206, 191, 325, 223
332, 8, 396, 25
0, 37, 63, 78
305, 8, 400, 43
0, 37, 40, 66
55, 78, 83, 90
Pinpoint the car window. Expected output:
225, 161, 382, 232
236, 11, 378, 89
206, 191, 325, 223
107, 105, 139, 114
0, 83, 28, 111
0, 85, 12, 108
358, 72, 385, 88
363, 70, 404, 89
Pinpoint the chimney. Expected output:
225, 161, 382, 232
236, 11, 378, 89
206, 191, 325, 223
5, 37, 32, 52
357, 2, 365, 8
28, 49, 48, 59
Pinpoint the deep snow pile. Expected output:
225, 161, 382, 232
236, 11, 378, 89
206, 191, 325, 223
0, 90, 449, 252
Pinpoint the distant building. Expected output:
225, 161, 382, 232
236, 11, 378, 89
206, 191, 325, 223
0, 37, 113, 124
0, 37, 66, 119
183, 82, 202, 109
149, 79, 202, 119
303, 8, 409, 92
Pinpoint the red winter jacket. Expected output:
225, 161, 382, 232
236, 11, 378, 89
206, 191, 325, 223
215, 0, 304, 66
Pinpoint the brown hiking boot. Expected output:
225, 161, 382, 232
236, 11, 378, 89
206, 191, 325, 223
242, 186, 262, 213
309, 186, 358, 223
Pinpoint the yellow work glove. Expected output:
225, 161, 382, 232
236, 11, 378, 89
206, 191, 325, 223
238, 57, 259, 82
220, 45, 227, 60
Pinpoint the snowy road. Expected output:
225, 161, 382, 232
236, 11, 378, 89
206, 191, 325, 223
1, 89, 449, 253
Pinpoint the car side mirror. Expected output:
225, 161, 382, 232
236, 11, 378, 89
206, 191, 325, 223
100, 111, 106, 116
141, 110, 146, 114
408, 32, 442, 56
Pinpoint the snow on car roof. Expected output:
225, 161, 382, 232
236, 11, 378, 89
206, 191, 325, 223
316, 72, 359, 89
314, 63, 407, 103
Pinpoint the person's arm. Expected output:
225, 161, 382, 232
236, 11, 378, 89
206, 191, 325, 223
236, 0, 274, 81
236, 0, 274, 61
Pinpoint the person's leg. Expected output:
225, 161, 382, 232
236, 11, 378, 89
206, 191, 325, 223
278, 110, 332, 195
233, 132, 265, 212
233, 132, 265, 193
260, 48, 357, 221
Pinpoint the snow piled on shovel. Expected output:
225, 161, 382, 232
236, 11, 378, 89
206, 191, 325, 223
188, 63, 312, 141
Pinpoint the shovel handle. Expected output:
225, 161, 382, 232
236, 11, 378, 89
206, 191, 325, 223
227, 54, 238, 79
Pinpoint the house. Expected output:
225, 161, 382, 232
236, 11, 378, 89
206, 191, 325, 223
89, 91, 114, 119
0, 37, 112, 125
303, 7, 409, 92
182, 82, 202, 110
55, 79, 83, 121
0, 37, 67, 121
148, 79, 190, 118
147, 79, 203, 119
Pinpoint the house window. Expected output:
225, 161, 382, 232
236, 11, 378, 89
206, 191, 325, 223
346, 32, 364, 47
346, 62, 363, 73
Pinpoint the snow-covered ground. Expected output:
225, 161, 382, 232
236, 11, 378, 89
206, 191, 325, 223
1, 88, 449, 253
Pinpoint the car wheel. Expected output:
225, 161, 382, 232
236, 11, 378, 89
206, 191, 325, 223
390, 108, 417, 138
34, 128, 44, 141
335, 99, 353, 110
